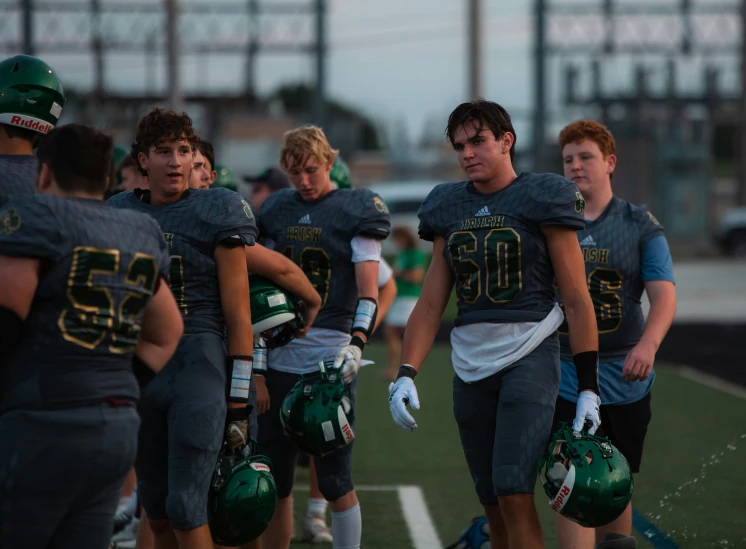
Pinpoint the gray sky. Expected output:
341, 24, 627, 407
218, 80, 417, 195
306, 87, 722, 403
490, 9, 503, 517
23, 0, 742, 148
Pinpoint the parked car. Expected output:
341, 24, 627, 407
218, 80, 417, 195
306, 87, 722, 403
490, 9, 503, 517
715, 207, 746, 257
366, 180, 443, 255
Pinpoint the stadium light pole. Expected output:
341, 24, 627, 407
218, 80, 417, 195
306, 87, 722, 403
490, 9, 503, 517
740, 0, 746, 205
165, 0, 182, 111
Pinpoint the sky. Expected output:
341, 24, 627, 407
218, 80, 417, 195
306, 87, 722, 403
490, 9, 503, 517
6, 0, 742, 149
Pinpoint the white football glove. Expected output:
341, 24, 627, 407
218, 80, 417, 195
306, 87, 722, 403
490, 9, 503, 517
573, 390, 601, 435
333, 344, 363, 384
388, 377, 420, 432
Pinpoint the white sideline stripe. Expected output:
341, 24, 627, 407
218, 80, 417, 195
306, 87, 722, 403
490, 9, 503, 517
293, 484, 443, 549
676, 366, 746, 400
398, 485, 444, 549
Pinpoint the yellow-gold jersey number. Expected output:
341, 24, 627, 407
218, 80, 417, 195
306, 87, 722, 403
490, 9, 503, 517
58, 246, 159, 353
283, 245, 331, 308
559, 267, 623, 334
447, 228, 522, 304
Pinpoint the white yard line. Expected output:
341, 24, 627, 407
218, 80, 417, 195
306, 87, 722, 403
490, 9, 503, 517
676, 366, 746, 400
397, 485, 444, 549
294, 483, 443, 549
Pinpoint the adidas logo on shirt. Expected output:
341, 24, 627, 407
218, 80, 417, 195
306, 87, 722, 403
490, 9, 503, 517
579, 235, 595, 246
474, 206, 490, 217
298, 214, 311, 225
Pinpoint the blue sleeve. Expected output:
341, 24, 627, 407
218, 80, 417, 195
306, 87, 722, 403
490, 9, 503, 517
641, 235, 674, 283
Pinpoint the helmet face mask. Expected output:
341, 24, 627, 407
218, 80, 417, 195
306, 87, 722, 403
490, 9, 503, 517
0, 55, 65, 135
249, 274, 305, 349
280, 361, 355, 457
208, 452, 278, 546
539, 423, 634, 528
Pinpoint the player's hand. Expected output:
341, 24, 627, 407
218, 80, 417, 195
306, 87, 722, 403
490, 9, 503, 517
573, 390, 601, 435
622, 340, 656, 382
333, 344, 363, 384
224, 407, 249, 456
298, 300, 320, 338
388, 377, 420, 432
254, 375, 270, 415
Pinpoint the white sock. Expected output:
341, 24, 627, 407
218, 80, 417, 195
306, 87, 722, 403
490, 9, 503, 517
307, 497, 328, 518
331, 503, 361, 549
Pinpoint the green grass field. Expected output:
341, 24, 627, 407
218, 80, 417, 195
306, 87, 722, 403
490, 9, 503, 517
289, 343, 746, 549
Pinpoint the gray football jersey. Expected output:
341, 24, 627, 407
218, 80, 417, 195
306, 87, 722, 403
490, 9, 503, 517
418, 173, 586, 326
0, 195, 171, 411
0, 155, 36, 208
258, 188, 390, 332
108, 188, 258, 335
558, 197, 665, 362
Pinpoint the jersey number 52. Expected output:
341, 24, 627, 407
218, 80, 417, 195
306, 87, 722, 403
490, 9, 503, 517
59, 246, 158, 353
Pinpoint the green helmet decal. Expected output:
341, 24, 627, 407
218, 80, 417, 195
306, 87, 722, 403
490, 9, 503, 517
539, 423, 634, 528
280, 360, 355, 457
329, 155, 351, 189
213, 165, 236, 191
249, 274, 305, 349
208, 452, 278, 546
0, 55, 65, 134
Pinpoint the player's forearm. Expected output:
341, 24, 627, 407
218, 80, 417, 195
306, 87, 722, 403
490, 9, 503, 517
133, 339, 177, 373
373, 279, 397, 333
400, 298, 444, 371
640, 283, 676, 350
564, 292, 599, 355
353, 260, 379, 343
246, 245, 321, 307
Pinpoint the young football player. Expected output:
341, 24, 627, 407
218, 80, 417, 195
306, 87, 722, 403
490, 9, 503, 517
245, 159, 393, 544
256, 126, 390, 549
189, 141, 217, 190
552, 120, 676, 548
0, 54, 65, 206
388, 99, 599, 549
108, 108, 257, 549
0, 124, 182, 549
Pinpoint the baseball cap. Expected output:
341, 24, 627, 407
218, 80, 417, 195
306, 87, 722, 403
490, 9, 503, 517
243, 167, 291, 191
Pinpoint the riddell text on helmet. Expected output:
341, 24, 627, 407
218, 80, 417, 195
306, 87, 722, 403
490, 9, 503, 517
551, 485, 571, 512
10, 115, 52, 134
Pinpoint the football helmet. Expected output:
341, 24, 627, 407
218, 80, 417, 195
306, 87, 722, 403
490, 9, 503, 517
539, 422, 633, 528
0, 55, 65, 134
280, 360, 355, 457
213, 165, 237, 191
208, 449, 278, 546
329, 156, 351, 189
249, 274, 304, 349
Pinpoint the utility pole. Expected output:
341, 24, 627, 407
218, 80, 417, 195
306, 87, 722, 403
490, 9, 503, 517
533, 0, 547, 171
246, 0, 259, 97
91, 0, 104, 95
21, 0, 34, 55
313, 0, 327, 127
468, 0, 482, 100
740, 0, 746, 204
165, 0, 182, 110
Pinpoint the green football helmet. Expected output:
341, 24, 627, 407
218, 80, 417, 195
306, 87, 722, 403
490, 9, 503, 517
539, 423, 634, 528
250, 274, 305, 349
280, 360, 355, 457
213, 165, 237, 191
208, 451, 278, 546
0, 55, 65, 134
329, 156, 351, 189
